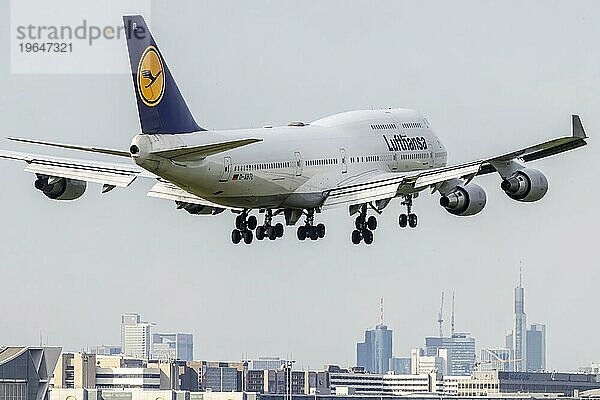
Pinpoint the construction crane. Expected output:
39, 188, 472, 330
474, 349, 522, 371
438, 292, 445, 337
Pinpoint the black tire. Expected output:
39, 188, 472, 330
297, 226, 307, 241
274, 223, 284, 238
243, 229, 253, 244
256, 226, 265, 240
351, 230, 362, 245
399, 214, 408, 228
310, 226, 319, 240
355, 216, 363, 230
367, 216, 377, 231
268, 226, 277, 240
316, 223, 326, 238
409, 213, 418, 228
232, 229, 242, 244
247, 215, 258, 230
235, 215, 245, 230
363, 229, 374, 245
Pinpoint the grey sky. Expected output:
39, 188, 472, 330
0, 0, 598, 372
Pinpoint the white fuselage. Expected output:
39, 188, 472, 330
132, 108, 448, 209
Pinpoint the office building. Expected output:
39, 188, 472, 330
411, 348, 448, 376
152, 332, 194, 361
424, 333, 475, 375
329, 370, 442, 395
121, 313, 152, 359
452, 370, 600, 397
0, 346, 61, 400
526, 323, 546, 372
389, 357, 411, 375
506, 274, 527, 372
478, 348, 515, 372
356, 324, 393, 373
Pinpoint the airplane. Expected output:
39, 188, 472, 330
0, 15, 589, 245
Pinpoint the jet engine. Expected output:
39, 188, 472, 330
500, 168, 548, 202
34, 175, 86, 200
439, 183, 487, 216
175, 201, 225, 215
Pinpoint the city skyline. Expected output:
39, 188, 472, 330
1, 0, 598, 373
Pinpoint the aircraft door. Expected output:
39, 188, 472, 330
340, 148, 348, 173
219, 156, 232, 182
294, 151, 303, 176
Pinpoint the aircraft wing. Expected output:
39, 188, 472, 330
147, 180, 241, 210
323, 115, 588, 208
0, 150, 150, 188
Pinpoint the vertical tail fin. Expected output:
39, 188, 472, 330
123, 15, 204, 134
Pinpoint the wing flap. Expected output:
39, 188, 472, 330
322, 171, 405, 208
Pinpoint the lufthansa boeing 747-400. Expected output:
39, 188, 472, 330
0, 16, 589, 245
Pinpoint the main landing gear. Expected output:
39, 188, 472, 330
256, 209, 284, 241
231, 210, 257, 245
351, 204, 378, 245
399, 195, 418, 228
297, 209, 326, 241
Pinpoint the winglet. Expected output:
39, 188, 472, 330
572, 115, 588, 139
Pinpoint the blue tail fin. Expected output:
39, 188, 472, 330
123, 15, 204, 134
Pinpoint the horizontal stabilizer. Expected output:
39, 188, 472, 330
6, 137, 130, 158
151, 138, 262, 161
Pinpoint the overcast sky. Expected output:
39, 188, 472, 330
0, 0, 598, 372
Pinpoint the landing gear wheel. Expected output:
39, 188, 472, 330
399, 214, 408, 228
274, 223, 284, 238
256, 226, 265, 240
367, 216, 377, 231
316, 223, 326, 238
297, 226, 307, 241
232, 229, 242, 244
351, 230, 362, 245
309, 226, 319, 241
355, 216, 364, 230
242, 229, 253, 244
268, 226, 277, 240
247, 215, 258, 230
408, 213, 418, 228
363, 229, 374, 245
235, 215, 245, 230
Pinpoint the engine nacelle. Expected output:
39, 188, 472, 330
175, 201, 225, 215
439, 183, 487, 216
34, 176, 86, 200
501, 168, 548, 202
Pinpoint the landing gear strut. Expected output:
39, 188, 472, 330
399, 195, 418, 228
297, 209, 326, 241
351, 204, 377, 245
231, 210, 256, 245
256, 209, 285, 241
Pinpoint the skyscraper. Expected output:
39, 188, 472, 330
121, 313, 152, 359
526, 323, 546, 372
506, 272, 527, 372
424, 333, 475, 375
356, 324, 393, 373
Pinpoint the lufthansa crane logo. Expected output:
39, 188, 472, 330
137, 45, 165, 107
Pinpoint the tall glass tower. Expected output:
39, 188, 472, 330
511, 273, 527, 372
356, 324, 393, 373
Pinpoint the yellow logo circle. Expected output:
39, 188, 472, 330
137, 46, 165, 107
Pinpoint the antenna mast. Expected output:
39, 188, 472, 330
380, 297, 384, 325
438, 292, 444, 337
